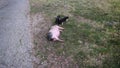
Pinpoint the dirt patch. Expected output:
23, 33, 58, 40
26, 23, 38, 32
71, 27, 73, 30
30, 13, 78, 68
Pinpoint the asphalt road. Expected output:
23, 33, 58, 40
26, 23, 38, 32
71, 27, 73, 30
0, 0, 33, 68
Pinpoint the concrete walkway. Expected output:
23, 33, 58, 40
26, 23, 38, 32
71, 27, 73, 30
0, 0, 33, 68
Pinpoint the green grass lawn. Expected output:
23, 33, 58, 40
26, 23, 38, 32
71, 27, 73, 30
30, 0, 120, 68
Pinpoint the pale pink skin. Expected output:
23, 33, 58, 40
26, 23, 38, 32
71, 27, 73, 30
49, 25, 64, 42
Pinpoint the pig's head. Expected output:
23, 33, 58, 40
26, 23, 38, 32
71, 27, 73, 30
47, 32, 53, 41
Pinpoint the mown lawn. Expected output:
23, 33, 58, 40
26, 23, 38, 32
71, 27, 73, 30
30, 0, 120, 68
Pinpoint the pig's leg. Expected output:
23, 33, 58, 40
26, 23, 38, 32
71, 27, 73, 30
56, 37, 64, 42
53, 38, 57, 41
59, 30, 63, 32
58, 26, 64, 30
57, 39, 64, 42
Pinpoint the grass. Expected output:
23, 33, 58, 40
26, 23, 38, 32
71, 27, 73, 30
30, 0, 120, 67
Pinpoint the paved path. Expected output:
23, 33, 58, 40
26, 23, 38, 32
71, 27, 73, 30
0, 0, 33, 68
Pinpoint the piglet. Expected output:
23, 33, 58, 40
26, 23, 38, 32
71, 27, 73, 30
47, 25, 64, 42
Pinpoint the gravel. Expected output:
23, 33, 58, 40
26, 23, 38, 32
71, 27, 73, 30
0, 0, 33, 68
0, 0, 8, 9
